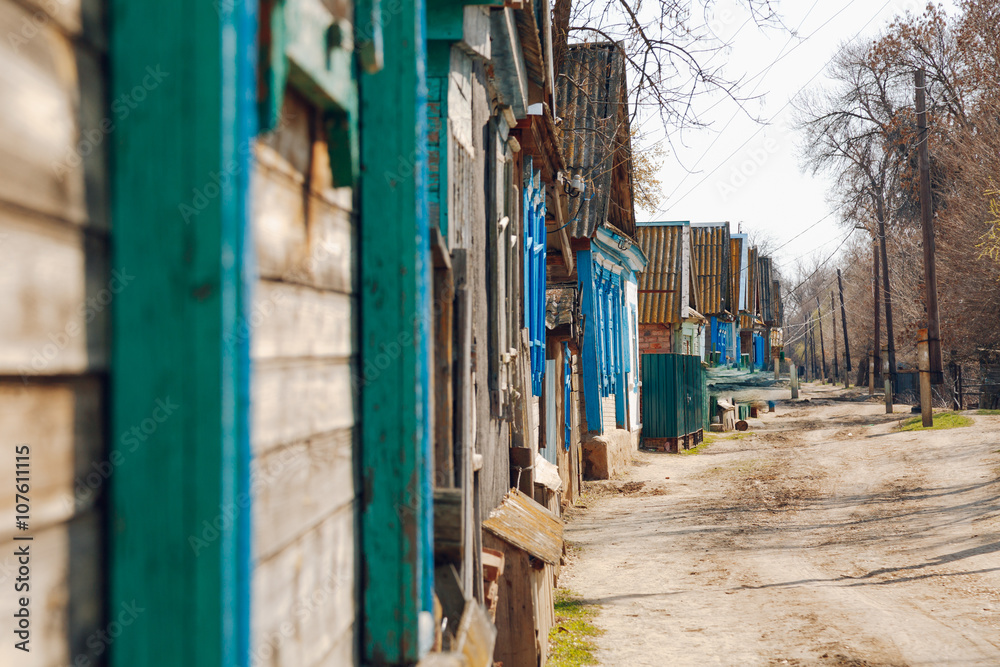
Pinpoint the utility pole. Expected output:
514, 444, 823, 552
809, 311, 818, 382
916, 68, 944, 386
816, 296, 828, 382
831, 292, 840, 385
805, 313, 813, 382
838, 268, 852, 387
872, 239, 881, 386
876, 195, 897, 402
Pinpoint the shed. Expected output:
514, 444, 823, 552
483, 489, 564, 667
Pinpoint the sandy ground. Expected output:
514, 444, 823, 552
560, 378, 1000, 666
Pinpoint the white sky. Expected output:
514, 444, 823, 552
638, 0, 947, 274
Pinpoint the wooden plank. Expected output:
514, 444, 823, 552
0, 512, 104, 665
482, 548, 505, 580
109, 0, 254, 661
451, 250, 478, 599
484, 534, 538, 667
252, 359, 356, 455
433, 488, 464, 565
253, 164, 355, 293
0, 1, 91, 226
252, 507, 355, 667
251, 280, 354, 361
0, 210, 110, 376
453, 597, 497, 667
251, 429, 355, 562
0, 380, 104, 539
433, 228, 455, 487
359, 0, 431, 657
482, 488, 562, 565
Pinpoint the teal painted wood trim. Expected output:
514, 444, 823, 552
577, 249, 602, 432
427, 39, 449, 237
359, 0, 433, 661
426, 0, 504, 40
109, 0, 254, 664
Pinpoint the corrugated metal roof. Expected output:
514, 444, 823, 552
636, 224, 685, 324
482, 489, 563, 564
730, 236, 743, 316
690, 223, 731, 316
746, 245, 759, 318
557, 43, 634, 239
759, 256, 775, 324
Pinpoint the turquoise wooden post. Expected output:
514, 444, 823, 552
359, 0, 434, 661
577, 250, 603, 432
109, 0, 255, 664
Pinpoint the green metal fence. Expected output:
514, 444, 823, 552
641, 353, 707, 438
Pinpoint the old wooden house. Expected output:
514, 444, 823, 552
636, 221, 708, 359
0, 0, 652, 664
557, 43, 647, 481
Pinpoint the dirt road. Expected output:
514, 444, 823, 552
561, 381, 1000, 666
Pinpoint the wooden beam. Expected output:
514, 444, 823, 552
109, 0, 254, 664
360, 0, 433, 660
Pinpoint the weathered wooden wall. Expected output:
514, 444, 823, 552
0, 0, 107, 663
250, 90, 357, 666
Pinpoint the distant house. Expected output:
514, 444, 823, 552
690, 222, 735, 364
635, 221, 707, 358
558, 43, 647, 479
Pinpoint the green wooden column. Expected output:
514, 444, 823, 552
358, 0, 434, 661
109, 0, 254, 664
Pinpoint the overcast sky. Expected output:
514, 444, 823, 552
638, 0, 948, 276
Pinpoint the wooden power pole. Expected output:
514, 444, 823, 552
837, 268, 852, 386
916, 68, 944, 386
831, 292, 840, 384
816, 296, 828, 382
872, 239, 881, 386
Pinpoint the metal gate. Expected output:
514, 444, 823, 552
641, 353, 706, 441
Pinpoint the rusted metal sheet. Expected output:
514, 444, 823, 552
690, 223, 731, 316
636, 223, 685, 324
482, 488, 563, 564
557, 43, 635, 238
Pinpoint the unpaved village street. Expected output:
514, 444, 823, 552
561, 382, 1000, 666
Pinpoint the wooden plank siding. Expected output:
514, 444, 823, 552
250, 89, 358, 667
0, 0, 108, 663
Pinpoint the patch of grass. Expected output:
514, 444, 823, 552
899, 411, 974, 431
679, 434, 716, 456
548, 589, 603, 667
977, 409, 1000, 415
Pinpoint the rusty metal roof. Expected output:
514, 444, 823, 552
636, 222, 686, 324
557, 43, 635, 239
730, 236, 743, 316
690, 223, 732, 317
482, 489, 563, 564
759, 256, 775, 324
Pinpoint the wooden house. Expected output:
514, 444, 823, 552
636, 221, 709, 359
0, 0, 647, 664
557, 43, 648, 480
690, 222, 736, 365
